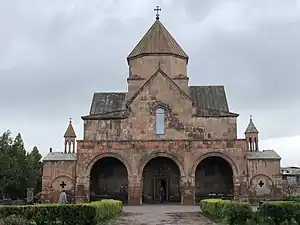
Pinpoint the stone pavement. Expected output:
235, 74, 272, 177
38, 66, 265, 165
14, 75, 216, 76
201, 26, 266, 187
112, 205, 219, 225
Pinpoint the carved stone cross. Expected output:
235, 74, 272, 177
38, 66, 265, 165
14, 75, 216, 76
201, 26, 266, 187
258, 180, 264, 187
60, 181, 67, 189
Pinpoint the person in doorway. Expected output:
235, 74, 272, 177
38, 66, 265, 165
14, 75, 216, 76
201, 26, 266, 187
58, 190, 68, 204
120, 185, 126, 193
159, 186, 165, 203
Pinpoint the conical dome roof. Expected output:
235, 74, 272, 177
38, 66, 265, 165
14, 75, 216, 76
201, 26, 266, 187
64, 119, 76, 138
245, 116, 259, 134
127, 19, 188, 63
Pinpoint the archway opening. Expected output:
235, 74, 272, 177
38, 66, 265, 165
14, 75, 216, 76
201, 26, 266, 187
90, 157, 128, 204
142, 157, 181, 204
195, 156, 233, 202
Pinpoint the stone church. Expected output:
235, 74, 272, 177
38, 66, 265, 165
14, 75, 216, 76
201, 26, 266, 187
42, 13, 282, 205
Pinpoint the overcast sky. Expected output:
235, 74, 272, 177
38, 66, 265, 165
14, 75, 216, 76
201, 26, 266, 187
1, 0, 299, 167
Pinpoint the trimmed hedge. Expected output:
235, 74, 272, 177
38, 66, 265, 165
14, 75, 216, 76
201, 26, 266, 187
0, 199, 122, 225
90, 199, 123, 222
200, 199, 253, 225
201, 199, 300, 225
258, 201, 300, 224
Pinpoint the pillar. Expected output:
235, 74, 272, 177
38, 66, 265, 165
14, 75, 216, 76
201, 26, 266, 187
233, 175, 248, 201
127, 175, 142, 205
272, 176, 283, 200
75, 176, 89, 204
180, 176, 195, 205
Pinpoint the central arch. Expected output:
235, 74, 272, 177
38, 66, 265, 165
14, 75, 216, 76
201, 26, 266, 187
141, 157, 181, 204
194, 155, 234, 202
89, 156, 128, 204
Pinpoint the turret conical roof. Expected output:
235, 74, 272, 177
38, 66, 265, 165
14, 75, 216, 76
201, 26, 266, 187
245, 115, 259, 134
64, 119, 76, 138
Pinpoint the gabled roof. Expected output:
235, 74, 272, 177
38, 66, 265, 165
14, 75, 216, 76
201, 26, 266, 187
246, 150, 281, 160
190, 86, 229, 112
81, 93, 127, 120
43, 152, 76, 161
126, 68, 192, 107
127, 19, 188, 63
82, 76, 239, 119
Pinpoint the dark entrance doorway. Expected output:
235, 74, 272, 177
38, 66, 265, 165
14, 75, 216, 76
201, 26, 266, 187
195, 156, 233, 202
90, 157, 128, 204
142, 157, 181, 204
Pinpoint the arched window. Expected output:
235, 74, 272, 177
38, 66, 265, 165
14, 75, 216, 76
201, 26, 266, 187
155, 107, 165, 135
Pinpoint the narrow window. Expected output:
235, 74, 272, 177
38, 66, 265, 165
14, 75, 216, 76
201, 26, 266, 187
156, 107, 165, 135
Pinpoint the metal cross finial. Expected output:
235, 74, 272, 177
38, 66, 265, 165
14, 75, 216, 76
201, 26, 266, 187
154, 6, 161, 20
69, 117, 72, 123
250, 114, 252, 121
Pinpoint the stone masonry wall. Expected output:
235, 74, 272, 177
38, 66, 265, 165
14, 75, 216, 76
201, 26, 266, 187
128, 55, 188, 99
42, 160, 76, 203
247, 159, 282, 200
74, 139, 247, 204
83, 70, 237, 141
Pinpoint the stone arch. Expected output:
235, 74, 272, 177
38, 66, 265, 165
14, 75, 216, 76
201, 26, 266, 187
85, 152, 132, 178
51, 175, 73, 186
249, 174, 273, 198
51, 175, 74, 203
139, 152, 184, 203
87, 152, 130, 204
190, 152, 239, 177
138, 151, 185, 177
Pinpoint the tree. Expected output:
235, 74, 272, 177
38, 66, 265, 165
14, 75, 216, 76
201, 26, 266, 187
283, 176, 300, 199
0, 130, 13, 197
27, 146, 43, 194
0, 130, 43, 199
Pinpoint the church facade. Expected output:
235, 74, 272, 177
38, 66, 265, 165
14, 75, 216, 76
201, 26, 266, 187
42, 16, 283, 205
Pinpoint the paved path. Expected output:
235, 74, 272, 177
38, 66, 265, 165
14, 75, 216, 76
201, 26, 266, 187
112, 205, 218, 225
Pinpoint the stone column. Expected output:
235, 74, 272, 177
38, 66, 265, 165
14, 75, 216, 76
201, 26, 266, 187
233, 175, 249, 201
272, 176, 283, 200
180, 176, 195, 205
233, 176, 241, 200
127, 175, 142, 205
75, 176, 88, 203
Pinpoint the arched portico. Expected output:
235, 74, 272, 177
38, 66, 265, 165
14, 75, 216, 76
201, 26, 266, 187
138, 152, 185, 204
85, 152, 132, 177
190, 152, 239, 177
192, 152, 238, 202
138, 151, 185, 177
85, 153, 131, 204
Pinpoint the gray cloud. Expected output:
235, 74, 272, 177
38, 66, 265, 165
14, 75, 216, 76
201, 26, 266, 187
0, 0, 299, 158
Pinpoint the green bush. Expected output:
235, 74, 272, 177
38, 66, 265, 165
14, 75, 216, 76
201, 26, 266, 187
0, 200, 122, 225
258, 201, 300, 225
0, 214, 29, 225
200, 199, 253, 225
90, 199, 123, 221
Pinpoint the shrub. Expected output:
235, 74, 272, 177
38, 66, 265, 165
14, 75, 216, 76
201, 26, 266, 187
0, 214, 29, 225
258, 201, 300, 225
90, 199, 123, 221
0, 200, 122, 225
200, 199, 252, 225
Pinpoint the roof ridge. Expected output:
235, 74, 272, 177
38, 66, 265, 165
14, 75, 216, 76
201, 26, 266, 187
93, 92, 127, 94
126, 68, 192, 107
189, 85, 225, 87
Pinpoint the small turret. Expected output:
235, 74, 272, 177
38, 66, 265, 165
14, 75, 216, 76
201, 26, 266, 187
64, 118, 76, 153
245, 115, 259, 151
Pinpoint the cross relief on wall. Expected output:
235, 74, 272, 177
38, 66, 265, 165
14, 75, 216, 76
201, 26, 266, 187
60, 181, 67, 189
258, 180, 265, 187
